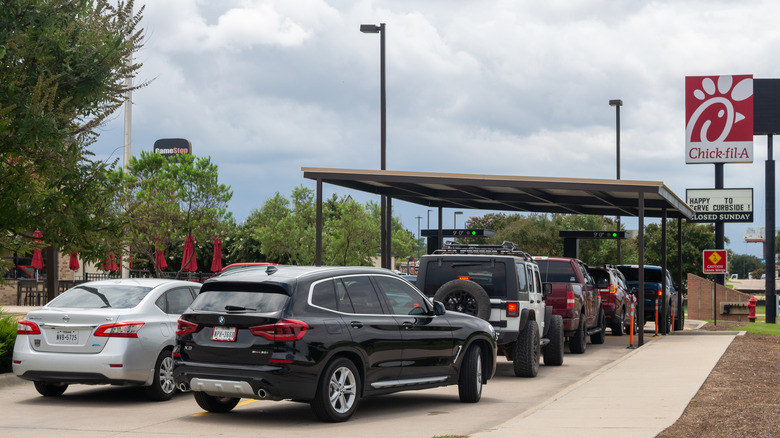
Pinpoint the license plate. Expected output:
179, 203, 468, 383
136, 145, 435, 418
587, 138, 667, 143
211, 326, 237, 342
55, 330, 78, 344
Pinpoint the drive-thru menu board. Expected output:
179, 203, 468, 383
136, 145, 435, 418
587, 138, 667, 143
686, 188, 753, 223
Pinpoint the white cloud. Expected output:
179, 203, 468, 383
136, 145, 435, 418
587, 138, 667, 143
89, 0, 780, 259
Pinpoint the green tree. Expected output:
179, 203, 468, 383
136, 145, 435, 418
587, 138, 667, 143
119, 152, 233, 277
0, 0, 146, 272
729, 254, 763, 280
462, 212, 635, 265
254, 187, 417, 266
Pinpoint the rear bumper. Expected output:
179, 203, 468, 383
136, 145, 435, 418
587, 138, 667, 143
12, 337, 159, 385
173, 361, 318, 402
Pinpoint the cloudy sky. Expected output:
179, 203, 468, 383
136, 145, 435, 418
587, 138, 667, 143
91, 0, 780, 259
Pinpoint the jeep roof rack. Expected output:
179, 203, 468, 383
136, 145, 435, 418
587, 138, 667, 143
433, 241, 534, 261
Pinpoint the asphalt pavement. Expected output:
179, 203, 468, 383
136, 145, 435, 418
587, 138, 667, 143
1, 305, 739, 437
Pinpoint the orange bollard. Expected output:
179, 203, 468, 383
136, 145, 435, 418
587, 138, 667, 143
654, 299, 659, 337
628, 297, 635, 348
671, 302, 675, 333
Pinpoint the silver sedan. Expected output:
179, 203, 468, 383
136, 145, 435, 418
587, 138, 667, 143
13, 278, 201, 400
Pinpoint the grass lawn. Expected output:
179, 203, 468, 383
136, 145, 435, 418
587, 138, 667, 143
728, 321, 780, 336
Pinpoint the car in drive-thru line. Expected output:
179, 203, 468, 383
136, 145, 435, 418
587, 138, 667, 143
616, 264, 683, 332
172, 265, 497, 422
534, 256, 605, 354
588, 265, 636, 336
416, 242, 565, 378
13, 278, 201, 400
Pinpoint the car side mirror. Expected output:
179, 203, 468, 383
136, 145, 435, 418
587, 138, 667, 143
542, 283, 552, 299
432, 300, 446, 316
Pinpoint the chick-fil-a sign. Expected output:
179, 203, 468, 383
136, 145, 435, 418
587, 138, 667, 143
685, 75, 753, 164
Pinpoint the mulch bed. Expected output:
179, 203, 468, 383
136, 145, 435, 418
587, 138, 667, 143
657, 323, 780, 438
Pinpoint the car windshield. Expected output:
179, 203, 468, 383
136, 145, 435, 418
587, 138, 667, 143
47, 285, 153, 309
617, 267, 664, 283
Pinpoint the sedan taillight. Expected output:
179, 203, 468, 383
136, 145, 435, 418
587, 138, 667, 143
249, 320, 309, 341
175, 317, 200, 336
17, 320, 41, 335
94, 322, 145, 338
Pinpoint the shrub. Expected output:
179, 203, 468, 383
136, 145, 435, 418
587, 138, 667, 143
0, 310, 18, 373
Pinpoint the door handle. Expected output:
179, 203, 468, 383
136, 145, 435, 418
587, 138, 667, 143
350, 321, 363, 329
402, 321, 414, 330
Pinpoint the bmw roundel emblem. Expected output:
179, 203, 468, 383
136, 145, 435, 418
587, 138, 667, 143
218, 316, 225, 325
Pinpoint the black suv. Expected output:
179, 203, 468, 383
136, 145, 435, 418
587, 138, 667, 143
416, 242, 564, 378
173, 265, 497, 422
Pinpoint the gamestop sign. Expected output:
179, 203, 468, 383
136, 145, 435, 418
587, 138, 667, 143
685, 75, 753, 164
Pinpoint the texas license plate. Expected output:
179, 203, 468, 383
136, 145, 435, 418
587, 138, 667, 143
211, 326, 237, 342
55, 330, 78, 344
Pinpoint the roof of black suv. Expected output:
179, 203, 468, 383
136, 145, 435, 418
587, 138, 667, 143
205, 265, 399, 285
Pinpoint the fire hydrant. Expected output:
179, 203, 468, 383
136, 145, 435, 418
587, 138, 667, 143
747, 296, 757, 322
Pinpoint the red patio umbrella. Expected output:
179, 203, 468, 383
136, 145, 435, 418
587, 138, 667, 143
69, 251, 80, 271
155, 239, 168, 270
181, 234, 198, 272
31, 230, 44, 270
210, 237, 223, 273
103, 252, 118, 272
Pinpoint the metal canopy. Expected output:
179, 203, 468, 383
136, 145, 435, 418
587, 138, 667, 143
302, 168, 694, 219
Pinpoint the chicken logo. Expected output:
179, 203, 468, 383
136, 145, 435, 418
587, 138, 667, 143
685, 75, 753, 164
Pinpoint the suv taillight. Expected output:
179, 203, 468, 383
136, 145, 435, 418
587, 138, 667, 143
250, 320, 309, 341
17, 320, 41, 335
609, 284, 616, 294
175, 318, 200, 336
566, 290, 575, 309
658, 289, 663, 297
506, 302, 519, 317
94, 322, 144, 338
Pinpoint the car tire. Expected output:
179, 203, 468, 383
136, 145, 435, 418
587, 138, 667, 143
193, 392, 240, 413
433, 279, 492, 321
591, 309, 606, 344
458, 344, 482, 402
542, 315, 564, 366
145, 349, 176, 401
33, 381, 68, 397
612, 308, 625, 336
569, 313, 587, 354
513, 319, 540, 377
665, 304, 673, 333
311, 357, 361, 422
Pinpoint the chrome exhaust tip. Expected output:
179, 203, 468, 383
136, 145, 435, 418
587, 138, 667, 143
178, 382, 190, 392
257, 388, 268, 399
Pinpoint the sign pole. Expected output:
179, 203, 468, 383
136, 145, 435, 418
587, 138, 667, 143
766, 135, 776, 324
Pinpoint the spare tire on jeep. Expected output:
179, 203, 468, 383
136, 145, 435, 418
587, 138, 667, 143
433, 279, 492, 321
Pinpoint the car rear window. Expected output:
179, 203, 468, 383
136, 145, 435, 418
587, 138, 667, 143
536, 260, 577, 283
617, 267, 663, 283
48, 285, 153, 309
189, 283, 289, 313
422, 260, 508, 298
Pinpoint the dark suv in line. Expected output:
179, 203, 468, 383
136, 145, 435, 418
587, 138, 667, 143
173, 265, 497, 422
587, 265, 634, 336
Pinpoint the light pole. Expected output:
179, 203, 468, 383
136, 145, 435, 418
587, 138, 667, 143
427, 209, 432, 229
454, 211, 463, 229
361, 23, 389, 268
610, 99, 623, 263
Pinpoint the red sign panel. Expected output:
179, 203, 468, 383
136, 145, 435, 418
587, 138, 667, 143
702, 250, 728, 274
685, 75, 753, 164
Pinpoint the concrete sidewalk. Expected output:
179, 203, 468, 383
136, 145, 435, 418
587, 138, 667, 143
473, 321, 740, 438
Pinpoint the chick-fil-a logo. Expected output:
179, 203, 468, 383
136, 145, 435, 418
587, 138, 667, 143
685, 75, 753, 164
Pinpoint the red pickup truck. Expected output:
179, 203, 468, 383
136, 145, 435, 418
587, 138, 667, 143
533, 256, 604, 354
